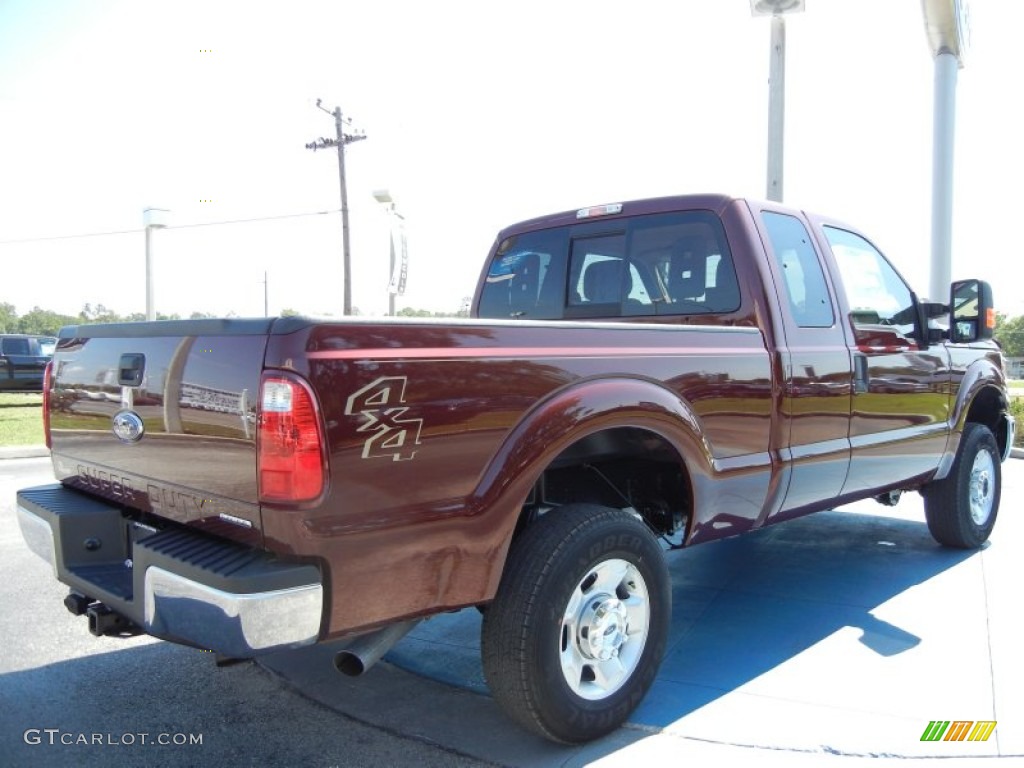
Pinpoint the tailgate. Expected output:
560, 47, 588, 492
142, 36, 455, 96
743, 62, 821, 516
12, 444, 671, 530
48, 319, 273, 545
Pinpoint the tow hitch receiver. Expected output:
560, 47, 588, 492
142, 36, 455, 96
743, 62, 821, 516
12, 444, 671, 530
86, 603, 141, 637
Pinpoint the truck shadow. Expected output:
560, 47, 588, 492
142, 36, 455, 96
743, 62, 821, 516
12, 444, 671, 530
632, 508, 975, 727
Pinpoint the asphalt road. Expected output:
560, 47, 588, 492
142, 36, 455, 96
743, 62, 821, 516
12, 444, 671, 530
0, 457, 490, 768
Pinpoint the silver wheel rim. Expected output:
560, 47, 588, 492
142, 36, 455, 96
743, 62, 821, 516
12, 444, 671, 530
559, 558, 650, 701
968, 449, 996, 526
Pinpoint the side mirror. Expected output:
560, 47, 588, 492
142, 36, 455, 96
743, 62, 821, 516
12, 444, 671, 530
950, 279, 995, 343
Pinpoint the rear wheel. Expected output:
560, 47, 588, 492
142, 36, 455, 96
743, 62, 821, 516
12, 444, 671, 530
922, 422, 1001, 548
481, 504, 670, 743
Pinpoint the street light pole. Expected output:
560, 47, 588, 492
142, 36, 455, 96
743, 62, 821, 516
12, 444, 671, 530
142, 207, 169, 321
767, 15, 786, 202
750, 0, 805, 203
922, 0, 969, 301
307, 100, 367, 316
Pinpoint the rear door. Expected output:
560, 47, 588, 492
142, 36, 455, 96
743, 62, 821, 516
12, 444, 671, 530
751, 207, 853, 518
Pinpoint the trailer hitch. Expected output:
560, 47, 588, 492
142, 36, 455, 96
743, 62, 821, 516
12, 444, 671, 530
86, 603, 142, 637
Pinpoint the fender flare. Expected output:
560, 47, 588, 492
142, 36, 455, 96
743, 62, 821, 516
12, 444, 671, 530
468, 375, 714, 596
935, 356, 1009, 479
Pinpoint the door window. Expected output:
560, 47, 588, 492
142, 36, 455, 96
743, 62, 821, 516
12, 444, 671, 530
824, 227, 916, 340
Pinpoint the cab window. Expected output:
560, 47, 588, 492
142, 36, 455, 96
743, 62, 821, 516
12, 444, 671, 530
477, 211, 740, 320
762, 212, 834, 327
478, 228, 568, 319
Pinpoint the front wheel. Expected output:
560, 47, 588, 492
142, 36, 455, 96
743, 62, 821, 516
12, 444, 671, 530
481, 504, 670, 743
922, 422, 1001, 549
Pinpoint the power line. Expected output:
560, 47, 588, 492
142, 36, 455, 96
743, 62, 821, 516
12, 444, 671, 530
170, 209, 340, 230
0, 227, 139, 244
0, 209, 342, 245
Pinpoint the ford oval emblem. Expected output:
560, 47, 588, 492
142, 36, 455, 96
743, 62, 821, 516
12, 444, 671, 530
112, 410, 145, 443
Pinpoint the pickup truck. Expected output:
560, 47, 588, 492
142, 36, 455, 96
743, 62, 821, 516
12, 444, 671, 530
17, 193, 1012, 743
0, 334, 56, 391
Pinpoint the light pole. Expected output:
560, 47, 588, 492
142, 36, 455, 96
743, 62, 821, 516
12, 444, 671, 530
142, 207, 169, 321
372, 189, 407, 317
922, 0, 969, 301
750, 0, 805, 203
306, 100, 367, 316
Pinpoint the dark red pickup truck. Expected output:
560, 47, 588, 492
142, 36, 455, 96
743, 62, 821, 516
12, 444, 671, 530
18, 194, 1012, 742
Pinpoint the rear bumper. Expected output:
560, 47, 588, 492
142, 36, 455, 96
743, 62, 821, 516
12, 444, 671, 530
16, 484, 323, 657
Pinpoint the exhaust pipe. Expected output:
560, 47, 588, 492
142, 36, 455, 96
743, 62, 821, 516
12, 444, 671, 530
334, 619, 421, 676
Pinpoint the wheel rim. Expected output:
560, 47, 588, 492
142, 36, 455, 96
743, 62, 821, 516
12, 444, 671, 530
559, 558, 650, 701
968, 449, 996, 526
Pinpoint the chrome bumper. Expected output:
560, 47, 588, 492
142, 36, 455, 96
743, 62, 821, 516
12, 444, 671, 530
17, 484, 323, 658
143, 567, 322, 656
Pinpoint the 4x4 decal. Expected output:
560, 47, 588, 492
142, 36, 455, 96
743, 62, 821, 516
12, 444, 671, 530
344, 376, 424, 462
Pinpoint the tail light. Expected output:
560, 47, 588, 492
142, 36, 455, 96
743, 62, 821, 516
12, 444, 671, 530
42, 360, 54, 449
257, 372, 327, 503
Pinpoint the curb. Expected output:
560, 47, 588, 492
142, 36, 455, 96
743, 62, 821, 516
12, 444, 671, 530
0, 445, 49, 460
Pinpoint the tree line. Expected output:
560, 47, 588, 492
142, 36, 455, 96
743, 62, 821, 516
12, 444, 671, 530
995, 314, 1024, 358
0, 302, 466, 336
0, 303, 217, 336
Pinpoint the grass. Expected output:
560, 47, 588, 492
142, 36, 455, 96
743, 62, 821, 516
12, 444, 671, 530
0, 392, 45, 446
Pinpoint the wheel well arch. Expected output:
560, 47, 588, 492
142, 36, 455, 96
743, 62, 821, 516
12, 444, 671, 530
964, 384, 1011, 456
473, 375, 714, 603
509, 425, 695, 546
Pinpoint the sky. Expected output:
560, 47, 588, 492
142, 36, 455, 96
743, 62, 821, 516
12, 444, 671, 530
0, 0, 1021, 320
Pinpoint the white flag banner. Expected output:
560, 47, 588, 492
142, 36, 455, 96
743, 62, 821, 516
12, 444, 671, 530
388, 215, 408, 295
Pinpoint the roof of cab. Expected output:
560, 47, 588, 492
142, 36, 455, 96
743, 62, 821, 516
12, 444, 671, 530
494, 193, 744, 240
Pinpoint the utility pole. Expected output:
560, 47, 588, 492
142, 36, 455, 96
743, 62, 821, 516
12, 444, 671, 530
262, 271, 269, 317
306, 100, 367, 315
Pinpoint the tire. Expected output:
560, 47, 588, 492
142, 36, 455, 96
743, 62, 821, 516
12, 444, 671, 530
481, 504, 670, 743
922, 422, 1001, 549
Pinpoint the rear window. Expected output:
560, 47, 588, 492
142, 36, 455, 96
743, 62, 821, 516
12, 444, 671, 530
1, 337, 31, 355
478, 211, 739, 320
0, 336, 58, 356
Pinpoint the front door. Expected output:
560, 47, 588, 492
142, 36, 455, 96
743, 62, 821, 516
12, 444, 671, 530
816, 225, 951, 495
